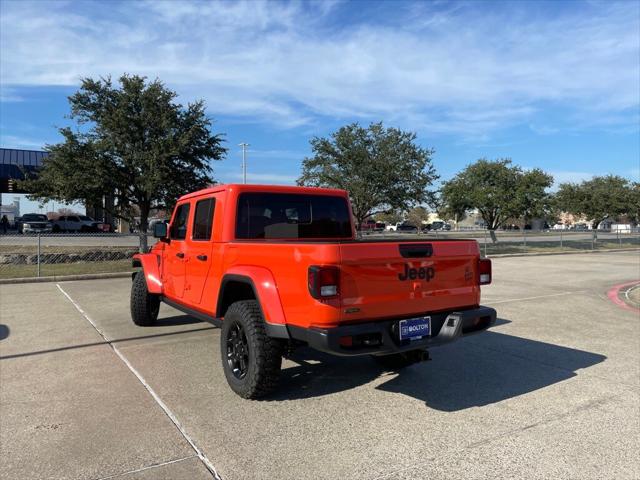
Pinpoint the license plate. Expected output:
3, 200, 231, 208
399, 316, 431, 341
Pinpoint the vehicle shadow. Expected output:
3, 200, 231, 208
0, 324, 9, 341
270, 319, 606, 411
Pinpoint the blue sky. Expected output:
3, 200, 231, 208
1, 0, 639, 213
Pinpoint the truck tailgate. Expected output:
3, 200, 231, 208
339, 240, 481, 322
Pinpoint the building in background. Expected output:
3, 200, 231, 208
0, 197, 20, 225
0, 148, 47, 197
0, 147, 116, 230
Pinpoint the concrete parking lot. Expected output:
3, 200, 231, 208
1, 251, 639, 480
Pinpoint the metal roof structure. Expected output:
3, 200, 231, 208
0, 148, 48, 193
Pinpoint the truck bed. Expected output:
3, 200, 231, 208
227, 238, 481, 325
338, 239, 480, 322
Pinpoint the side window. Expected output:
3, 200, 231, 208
170, 203, 191, 240
192, 198, 215, 241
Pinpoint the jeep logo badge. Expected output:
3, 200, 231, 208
398, 264, 435, 282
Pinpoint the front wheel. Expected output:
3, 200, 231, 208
220, 300, 283, 399
130, 271, 160, 326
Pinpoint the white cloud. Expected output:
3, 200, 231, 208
0, 134, 45, 150
239, 149, 306, 161
528, 124, 559, 136
547, 169, 640, 189
0, 0, 638, 136
549, 171, 598, 185
0, 86, 24, 102
221, 172, 298, 185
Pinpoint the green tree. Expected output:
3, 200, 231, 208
22, 75, 226, 250
297, 122, 438, 226
405, 206, 430, 230
374, 210, 403, 225
515, 168, 555, 227
629, 182, 640, 225
433, 190, 467, 229
554, 175, 636, 229
441, 159, 553, 241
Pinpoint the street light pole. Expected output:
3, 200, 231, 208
239, 143, 250, 184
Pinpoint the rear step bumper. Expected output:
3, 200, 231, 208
287, 306, 497, 356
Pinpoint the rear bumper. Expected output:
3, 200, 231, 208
287, 306, 496, 356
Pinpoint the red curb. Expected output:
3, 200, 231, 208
607, 281, 640, 313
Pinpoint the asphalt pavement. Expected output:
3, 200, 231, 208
1, 251, 639, 479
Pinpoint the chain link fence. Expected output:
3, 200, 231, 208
360, 228, 640, 257
0, 233, 155, 280
1, 229, 638, 280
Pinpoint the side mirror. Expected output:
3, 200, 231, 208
153, 222, 168, 240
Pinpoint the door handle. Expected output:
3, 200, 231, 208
196, 254, 208, 261
176, 252, 185, 258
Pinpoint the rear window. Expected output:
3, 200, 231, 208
236, 193, 352, 239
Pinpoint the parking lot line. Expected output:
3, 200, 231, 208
0, 326, 215, 360
606, 280, 640, 313
93, 455, 198, 480
55, 283, 221, 480
487, 290, 588, 304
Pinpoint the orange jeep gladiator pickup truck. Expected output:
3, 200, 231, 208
131, 184, 496, 398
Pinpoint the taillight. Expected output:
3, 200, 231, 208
479, 258, 492, 285
308, 266, 340, 299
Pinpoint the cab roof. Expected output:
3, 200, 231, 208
177, 184, 349, 202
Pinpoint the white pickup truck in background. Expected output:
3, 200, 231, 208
52, 215, 104, 232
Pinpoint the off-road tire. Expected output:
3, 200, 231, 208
371, 350, 426, 370
130, 271, 160, 326
221, 300, 283, 399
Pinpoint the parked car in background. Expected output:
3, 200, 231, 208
431, 221, 451, 231
386, 222, 399, 232
423, 221, 451, 232
53, 215, 104, 232
611, 224, 632, 233
571, 223, 589, 231
16, 213, 53, 234
396, 222, 418, 233
359, 220, 386, 232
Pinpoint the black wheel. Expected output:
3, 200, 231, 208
52, 225, 61, 233
220, 300, 283, 399
130, 271, 160, 326
371, 350, 427, 370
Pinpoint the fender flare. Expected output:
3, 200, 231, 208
132, 253, 163, 294
217, 266, 288, 338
